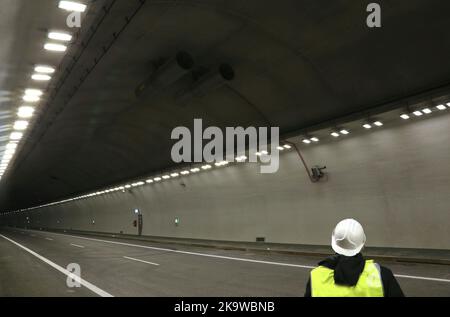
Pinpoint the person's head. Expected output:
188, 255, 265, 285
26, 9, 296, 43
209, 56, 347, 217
331, 219, 366, 257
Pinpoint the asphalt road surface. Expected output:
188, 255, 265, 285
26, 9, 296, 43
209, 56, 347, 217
1, 228, 449, 297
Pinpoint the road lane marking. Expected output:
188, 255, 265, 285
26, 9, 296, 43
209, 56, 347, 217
394, 274, 450, 283
70, 243, 85, 248
45, 238, 54, 241
124, 256, 159, 266
23, 230, 450, 284
0, 234, 113, 297
52, 233, 316, 269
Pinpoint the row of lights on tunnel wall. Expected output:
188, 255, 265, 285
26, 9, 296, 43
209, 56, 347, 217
1, 144, 295, 214
0, 1, 87, 181
299, 102, 450, 144
2, 98, 450, 215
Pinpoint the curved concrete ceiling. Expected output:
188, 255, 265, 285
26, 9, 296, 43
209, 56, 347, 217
1, 0, 450, 211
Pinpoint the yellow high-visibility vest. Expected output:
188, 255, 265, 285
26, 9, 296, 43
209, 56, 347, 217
310, 260, 384, 297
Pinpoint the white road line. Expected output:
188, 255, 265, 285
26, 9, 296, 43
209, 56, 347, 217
54, 233, 315, 269
123, 256, 159, 266
0, 234, 113, 297
70, 243, 85, 248
394, 274, 450, 283
45, 238, 53, 241
22, 230, 450, 284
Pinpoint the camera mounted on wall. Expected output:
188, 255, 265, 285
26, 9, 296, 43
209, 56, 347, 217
311, 166, 327, 182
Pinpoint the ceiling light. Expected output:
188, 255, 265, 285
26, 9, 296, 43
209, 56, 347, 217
331, 132, 340, 137
162, 175, 171, 179
277, 146, 284, 151
302, 139, 311, 144
153, 177, 162, 182
363, 124, 372, 129
236, 155, 247, 162
310, 137, 319, 142
170, 173, 180, 177
10, 132, 23, 140
201, 165, 212, 170
413, 111, 423, 117
146, 179, 154, 184
44, 43, 67, 52
340, 129, 350, 135
374, 121, 383, 127
32, 74, 51, 81
35, 65, 55, 74
422, 108, 432, 114
48, 32, 72, 42
14, 121, 28, 131
400, 113, 410, 120
58, 1, 87, 12
436, 104, 447, 111
6, 143, 17, 150
180, 170, 190, 175
283, 144, 292, 149
25, 89, 43, 96
18, 106, 35, 118
215, 161, 229, 167
255, 150, 269, 156
190, 168, 200, 173
23, 95, 40, 102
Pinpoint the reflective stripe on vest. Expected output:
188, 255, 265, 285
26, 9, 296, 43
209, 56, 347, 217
310, 260, 384, 297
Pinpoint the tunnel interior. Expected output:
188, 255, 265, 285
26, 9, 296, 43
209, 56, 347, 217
0, 0, 450, 298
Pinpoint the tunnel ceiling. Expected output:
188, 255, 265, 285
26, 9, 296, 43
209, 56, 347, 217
1, 0, 450, 211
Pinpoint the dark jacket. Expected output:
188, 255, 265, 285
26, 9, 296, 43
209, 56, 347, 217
304, 253, 404, 297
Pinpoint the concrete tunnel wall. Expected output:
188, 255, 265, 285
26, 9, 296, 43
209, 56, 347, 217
2, 114, 450, 250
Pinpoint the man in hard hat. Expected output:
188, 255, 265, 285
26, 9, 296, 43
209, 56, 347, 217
305, 218, 404, 297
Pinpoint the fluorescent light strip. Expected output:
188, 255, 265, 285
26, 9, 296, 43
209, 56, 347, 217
48, 32, 72, 42
400, 114, 410, 120
373, 121, 383, 127
35, 65, 55, 74
14, 121, 28, 131
18, 106, 35, 118
58, 1, 87, 12
44, 43, 67, 52
23, 95, 40, 102
10, 132, 23, 141
32, 74, 51, 81
25, 89, 43, 96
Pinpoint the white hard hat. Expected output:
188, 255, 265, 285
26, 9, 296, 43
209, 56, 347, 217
331, 219, 366, 257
